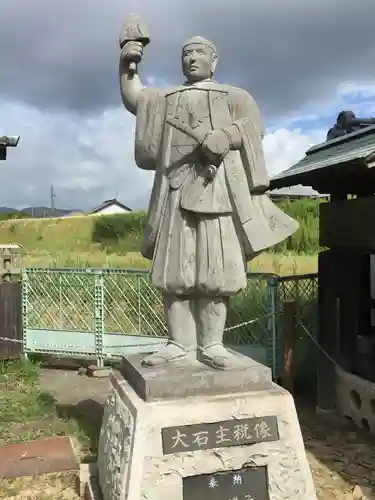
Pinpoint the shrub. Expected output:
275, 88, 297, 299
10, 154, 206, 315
0, 211, 30, 221
91, 198, 323, 255
92, 212, 147, 244
271, 198, 323, 254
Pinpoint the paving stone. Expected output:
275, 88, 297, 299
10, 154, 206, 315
87, 365, 112, 378
0, 436, 78, 478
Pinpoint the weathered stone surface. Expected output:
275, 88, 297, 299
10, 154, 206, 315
121, 352, 272, 401
87, 365, 112, 378
335, 366, 375, 435
0, 436, 78, 478
97, 376, 135, 500
96, 372, 317, 500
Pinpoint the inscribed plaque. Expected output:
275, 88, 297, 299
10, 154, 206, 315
162, 416, 279, 454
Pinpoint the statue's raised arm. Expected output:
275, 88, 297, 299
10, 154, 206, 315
119, 42, 144, 115
118, 14, 150, 115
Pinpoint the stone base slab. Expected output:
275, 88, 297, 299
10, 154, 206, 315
94, 372, 317, 500
120, 352, 272, 401
0, 436, 78, 479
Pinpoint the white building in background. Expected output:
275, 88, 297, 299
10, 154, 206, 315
268, 184, 329, 201
89, 198, 132, 216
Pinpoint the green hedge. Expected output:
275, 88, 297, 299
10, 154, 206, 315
92, 211, 146, 242
92, 198, 323, 255
271, 198, 323, 254
92, 212, 147, 253
0, 211, 31, 221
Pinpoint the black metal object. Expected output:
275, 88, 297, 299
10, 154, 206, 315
0, 136, 20, 161
183, 466, 270, 500
162, 416, 279, 454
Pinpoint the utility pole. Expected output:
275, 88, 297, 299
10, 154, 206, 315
50, 184, 56, 217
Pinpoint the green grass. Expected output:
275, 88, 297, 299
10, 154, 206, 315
0, 472, 79, 500
0, 359, 54, 429
0, 359, 97, 460
0, 200, 320, 274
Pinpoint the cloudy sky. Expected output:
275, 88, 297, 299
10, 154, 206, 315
2, 0, 375, 210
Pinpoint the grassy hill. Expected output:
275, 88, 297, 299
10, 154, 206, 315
0, 200, 320, 275
0, 206, 79, 218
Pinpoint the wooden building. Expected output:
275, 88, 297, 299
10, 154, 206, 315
271, 125, 375, 434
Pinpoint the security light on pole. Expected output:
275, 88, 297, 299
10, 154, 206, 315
0, 136, 20, 160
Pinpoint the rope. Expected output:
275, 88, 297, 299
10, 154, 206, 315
224, 312, 273, 332
103, 313, 274, 348
0, 336, 23, 344
0, 314, 274, 350
297, 319, 344, 372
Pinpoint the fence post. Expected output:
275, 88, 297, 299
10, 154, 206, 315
21, 269, 29, 359
94, 270, 104, 367
137, 275, 142, 334
267, 277, 279, 380
281, 300, 298, 394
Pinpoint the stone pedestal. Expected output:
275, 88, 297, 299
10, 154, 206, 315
86, 355, 317, 500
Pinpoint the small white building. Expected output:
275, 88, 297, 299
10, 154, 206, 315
89, 199, 132, 216
268, 185, 328, 201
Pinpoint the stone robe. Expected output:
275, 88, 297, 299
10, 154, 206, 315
134, 80, 298, 296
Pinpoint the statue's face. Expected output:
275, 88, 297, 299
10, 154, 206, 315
182, 43, 217, 82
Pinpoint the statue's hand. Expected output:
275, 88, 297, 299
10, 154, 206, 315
200, 130, 230, 166
120, 41, 144, 65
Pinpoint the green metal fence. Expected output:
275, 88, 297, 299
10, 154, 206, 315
21, 268, 318, 379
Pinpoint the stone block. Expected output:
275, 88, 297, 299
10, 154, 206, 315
120, 352, 272, 401
91, 372, 317, 500
87, 365, 112, 378
0, 436, 78, 479
335, 366, 375, 434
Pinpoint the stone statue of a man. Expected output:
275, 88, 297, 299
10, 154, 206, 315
119, 34, 298, 370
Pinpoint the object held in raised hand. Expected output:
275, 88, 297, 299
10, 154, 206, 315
119, 13, 150, 74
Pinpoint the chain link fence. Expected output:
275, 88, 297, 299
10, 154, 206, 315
278, 273, 319, 386
22, 268, 318, 377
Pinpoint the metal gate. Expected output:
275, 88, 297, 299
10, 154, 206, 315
22, 268, 280, 373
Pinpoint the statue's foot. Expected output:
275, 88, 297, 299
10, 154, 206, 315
198, 344, 245, 370
141, 342, 194, 368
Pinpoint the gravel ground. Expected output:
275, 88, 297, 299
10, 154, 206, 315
27, 368, 375, 499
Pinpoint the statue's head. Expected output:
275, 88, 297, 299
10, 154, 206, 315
181, 36, 218, 83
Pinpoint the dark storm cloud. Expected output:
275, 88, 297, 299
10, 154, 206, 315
1, 0, 375, 118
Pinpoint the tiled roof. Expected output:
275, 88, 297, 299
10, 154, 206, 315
269, 185, 327, 198
89, 198, 132, 214
271, 125, 375, 187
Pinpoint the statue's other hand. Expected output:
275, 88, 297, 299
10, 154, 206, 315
201, 129, 230, 166
120, 41, 144, 64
